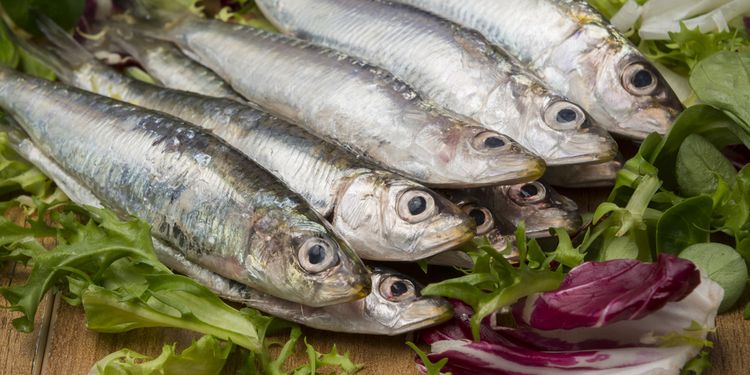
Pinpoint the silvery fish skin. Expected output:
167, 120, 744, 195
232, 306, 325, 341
544, 154, 624, 188
255, 0, 617, 166
0, 124, 450, 335
155, 242, 453, 335
131, 14, 546, 187
103, 25, 244, 101
442, 181, 582, 238
390, 0, 684, 139
29, 28, 475, 261
0, 66, 369, 307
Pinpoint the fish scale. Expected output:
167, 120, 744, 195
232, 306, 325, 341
255, 0, 618, 166
0, 65, 369, 307
27, 23, 475, 261
389, 0, 684, 139
133, 12, 546, 187
0, 121, 453, 335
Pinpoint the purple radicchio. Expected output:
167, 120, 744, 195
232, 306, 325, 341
513, 254, 701, 330
416, 256, 722, 375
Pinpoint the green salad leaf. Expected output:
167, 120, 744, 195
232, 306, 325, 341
215, 0, 278, 31
680, 243, 749, 313
641, 25, 750, 76
239, 326, 363, 375
0, 0, 86, 36
675, 134, 737, 197
655, 195, 712, 254
406, 342, 450, 375
88, 335, 232, 375
691, 51, 750, 129
421, 227, 565, 340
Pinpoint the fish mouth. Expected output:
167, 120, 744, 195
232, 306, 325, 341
611, 105, 682, 140
315, 282, 371, 307
543, 130, 619, 167
413, 223, 476, 260
474, 157, 547, 188
544, 148, 618, 167
388, 299, 455, 335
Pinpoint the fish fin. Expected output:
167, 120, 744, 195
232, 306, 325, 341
33, 16, 96, 76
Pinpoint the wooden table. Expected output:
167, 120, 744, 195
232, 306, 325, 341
2, 190, 750, 375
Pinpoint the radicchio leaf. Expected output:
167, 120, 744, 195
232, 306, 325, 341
414, 258, 721, 375
513, 254, 701, 330
422, 339, 699, 375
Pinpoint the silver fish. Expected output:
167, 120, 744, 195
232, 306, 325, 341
30, 23, 475, 261
103, 27, 244, 101
0, 123, 451, 335
544, 154, 624, 188
255, 0, 617, 166
0, 66, 369, 307
389, 0, 684, 139
125, 8, 546, 187
155, 242, 453, 335
441, 181, 583, 238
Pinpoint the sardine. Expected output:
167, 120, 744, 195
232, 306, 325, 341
156, 242, 454, 335
124, 6, 546, 187
441, 181, 583, 238
255, 0, 617, 166
0, 123, 451, 335
544, 154, 624, 188
0, 66, 369, 307
389, 0, 684, 139
30, 22, 475, 261
103, 28, 244, 101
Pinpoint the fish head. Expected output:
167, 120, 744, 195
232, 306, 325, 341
583, 38, 683, 139
526, 92, 619, 166
419, 117, 545, 187
332, 171, 475, 261
484, 78, 617, 166
362, 268, 454, 335
246, 209, 371, 307
490, 181, 582, 238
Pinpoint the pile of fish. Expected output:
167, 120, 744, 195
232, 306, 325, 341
0, 0, 682, 335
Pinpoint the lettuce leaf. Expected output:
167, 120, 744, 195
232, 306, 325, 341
88, 335, 232, 375
420, 227, 565, 341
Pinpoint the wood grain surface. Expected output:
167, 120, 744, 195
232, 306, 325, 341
2, 190, 749, 375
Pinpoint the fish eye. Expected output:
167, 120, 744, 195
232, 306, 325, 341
622, 63, 658, 96
461, 204, 495, 235
379, 276, 416, 302
398, 189, 437, 223
544, 101, 586, 130
471, 130, 512, 152
510, 181, 547, 205
297, 237, 339, 273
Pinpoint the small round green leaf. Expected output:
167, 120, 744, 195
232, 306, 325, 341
680, 243, 748, 313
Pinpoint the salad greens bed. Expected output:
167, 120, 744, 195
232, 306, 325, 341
0, 0, 749, 374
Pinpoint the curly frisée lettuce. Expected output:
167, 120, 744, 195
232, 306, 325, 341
88, 335, 233, 375
419, 225, 565, 341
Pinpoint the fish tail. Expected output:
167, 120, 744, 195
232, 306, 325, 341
21, 16, 102, 86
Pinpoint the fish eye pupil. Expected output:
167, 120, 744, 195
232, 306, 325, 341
484, 136, 505, 148
632, 69, 653, 88
520, 184, 539, 198
408, 196, 427, 215
469, 209, 486, 226
556, 108, 577, 123
390, 281, 408, 296
307, 244, 326, 264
